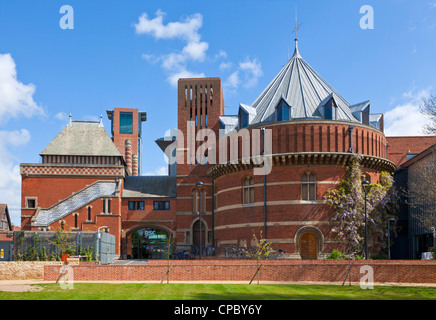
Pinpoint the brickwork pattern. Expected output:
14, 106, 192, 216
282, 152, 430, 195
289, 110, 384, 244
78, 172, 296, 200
43, 260, 436, 284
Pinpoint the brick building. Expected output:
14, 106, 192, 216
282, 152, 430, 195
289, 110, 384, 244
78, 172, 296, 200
20, 40, 398, 259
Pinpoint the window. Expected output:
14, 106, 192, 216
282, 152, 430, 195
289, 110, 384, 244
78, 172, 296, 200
87, 207, 92, 221
239, 108, 249, 129
26, 198, 37, 209
119, 112, 133, 134
324, 98, 337, 120
277, 100, 291, 122
74, 214, 78, 228
128, 201, 144, 210
192, 189, 198, 214
102, 198, 111, 214
243, 177, 255, 204
302, 172, 316, 201
154, 201, 170, 210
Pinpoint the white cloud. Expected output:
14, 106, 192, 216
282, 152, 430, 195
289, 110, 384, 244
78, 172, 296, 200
219, 62, 233, 71
0, 53, 44, 123
135, 10, 209, 86
384, 88, 433, 136
55, 111, 69, 121
0, 129, 31, 226
167, 70, 205, 87
239, 58, 263, 88
223, 57, 263, 92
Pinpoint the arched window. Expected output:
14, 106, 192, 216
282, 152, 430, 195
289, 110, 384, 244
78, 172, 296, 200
243, 177, 254, 204
192, 189, 198, 214
302, 172, 316, 201
192, 189, 206, 214
74, 214, 78, 228
87, 206, 91, 221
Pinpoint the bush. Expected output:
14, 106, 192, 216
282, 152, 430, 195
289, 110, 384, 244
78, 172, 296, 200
326, 250, 348, 260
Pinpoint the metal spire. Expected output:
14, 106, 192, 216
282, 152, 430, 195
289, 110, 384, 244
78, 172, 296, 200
292, 8, 302, 58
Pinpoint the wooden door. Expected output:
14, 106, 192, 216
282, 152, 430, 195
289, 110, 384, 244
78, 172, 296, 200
300, 232, 317, 259
193, 220, 205, 247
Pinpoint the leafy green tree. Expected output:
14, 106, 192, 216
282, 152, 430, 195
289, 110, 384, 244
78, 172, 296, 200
325, 154, 399, 258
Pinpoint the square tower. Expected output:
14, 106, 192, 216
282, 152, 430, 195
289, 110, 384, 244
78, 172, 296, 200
107, 108, 147, 175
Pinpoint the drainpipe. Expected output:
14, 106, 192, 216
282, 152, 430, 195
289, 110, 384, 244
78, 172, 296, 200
211, 178, 215, 251
262, 127, 267, 239
348, 126, 354, 153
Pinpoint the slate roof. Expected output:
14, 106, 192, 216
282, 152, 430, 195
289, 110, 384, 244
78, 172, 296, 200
40, 120, 122, 157
34, 181, 118, 226
123, 176, 177, 198
248, 45, 358, 124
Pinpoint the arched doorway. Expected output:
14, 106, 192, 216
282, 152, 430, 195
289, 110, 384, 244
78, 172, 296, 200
128, 227, 172, 259
294, 226, 324, 260
300, 232, 318, 260
192, 220, 207, 248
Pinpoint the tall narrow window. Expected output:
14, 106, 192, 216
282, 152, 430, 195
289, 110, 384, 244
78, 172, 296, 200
243, 177, 254, 204
192, 189, 199, 214
74, 214, 78, 228
277, 100, 291, 121
119, 112, 133, 134
88, 207, 91, 221
302, 172, 316, 201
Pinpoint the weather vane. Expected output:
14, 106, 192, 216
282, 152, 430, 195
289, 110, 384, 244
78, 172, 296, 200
293, 8, 302, 42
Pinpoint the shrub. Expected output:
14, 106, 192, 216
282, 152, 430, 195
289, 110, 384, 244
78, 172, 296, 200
326, 250, 348, 260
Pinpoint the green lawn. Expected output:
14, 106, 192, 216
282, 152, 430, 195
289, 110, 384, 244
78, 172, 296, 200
1, 283, 435, 300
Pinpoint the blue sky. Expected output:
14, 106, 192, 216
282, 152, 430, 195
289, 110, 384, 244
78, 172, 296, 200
1, 0, 435, 226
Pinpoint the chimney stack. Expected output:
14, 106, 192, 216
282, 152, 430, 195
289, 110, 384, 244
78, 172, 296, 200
125, 139, 132, 175
132, 154, 138, 176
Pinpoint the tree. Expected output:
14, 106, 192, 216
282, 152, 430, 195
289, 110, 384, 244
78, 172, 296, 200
407, 149, 436, 230
243, 231, 274, 284
324, 154, 399, 258
420, 93, 436, 135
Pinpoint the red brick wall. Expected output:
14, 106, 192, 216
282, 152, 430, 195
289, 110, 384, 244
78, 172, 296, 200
43, 260, 436, 284
387, 136, 436, 166
111, 108, 140, 162
176, 78, 225, 246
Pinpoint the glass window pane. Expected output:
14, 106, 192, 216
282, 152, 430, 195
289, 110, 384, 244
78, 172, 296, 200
309, 184, 316, 200
244, 188, 249, 204
139, 201, 144, 210
128, 201, 134, 210
309, 173, 316, 182
283, 105, 289, 121
302, 184, 308, 201
120, 112, 133, 134
165, 201, 170, 210
250, 187, 254, 203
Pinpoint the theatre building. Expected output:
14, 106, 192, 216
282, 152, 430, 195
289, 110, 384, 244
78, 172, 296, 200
20, 40, 396, 259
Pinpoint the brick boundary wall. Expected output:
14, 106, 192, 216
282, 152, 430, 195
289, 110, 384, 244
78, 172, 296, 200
43, 260, 436, 284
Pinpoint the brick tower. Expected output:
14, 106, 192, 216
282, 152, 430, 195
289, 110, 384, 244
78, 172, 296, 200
106, 108, 147, 176
175, 78, 225, 251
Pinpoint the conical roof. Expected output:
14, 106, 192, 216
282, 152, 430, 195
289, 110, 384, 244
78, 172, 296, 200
249, 43, 358, 125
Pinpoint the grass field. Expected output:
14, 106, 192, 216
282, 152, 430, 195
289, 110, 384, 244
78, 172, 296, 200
0, 283, 436, 300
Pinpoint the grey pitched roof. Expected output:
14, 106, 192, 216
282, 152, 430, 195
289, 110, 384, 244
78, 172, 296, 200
40, 121, 122, 157
247, 45, 358, 125
34, 181, 118, 226
123, 176, 177, 198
